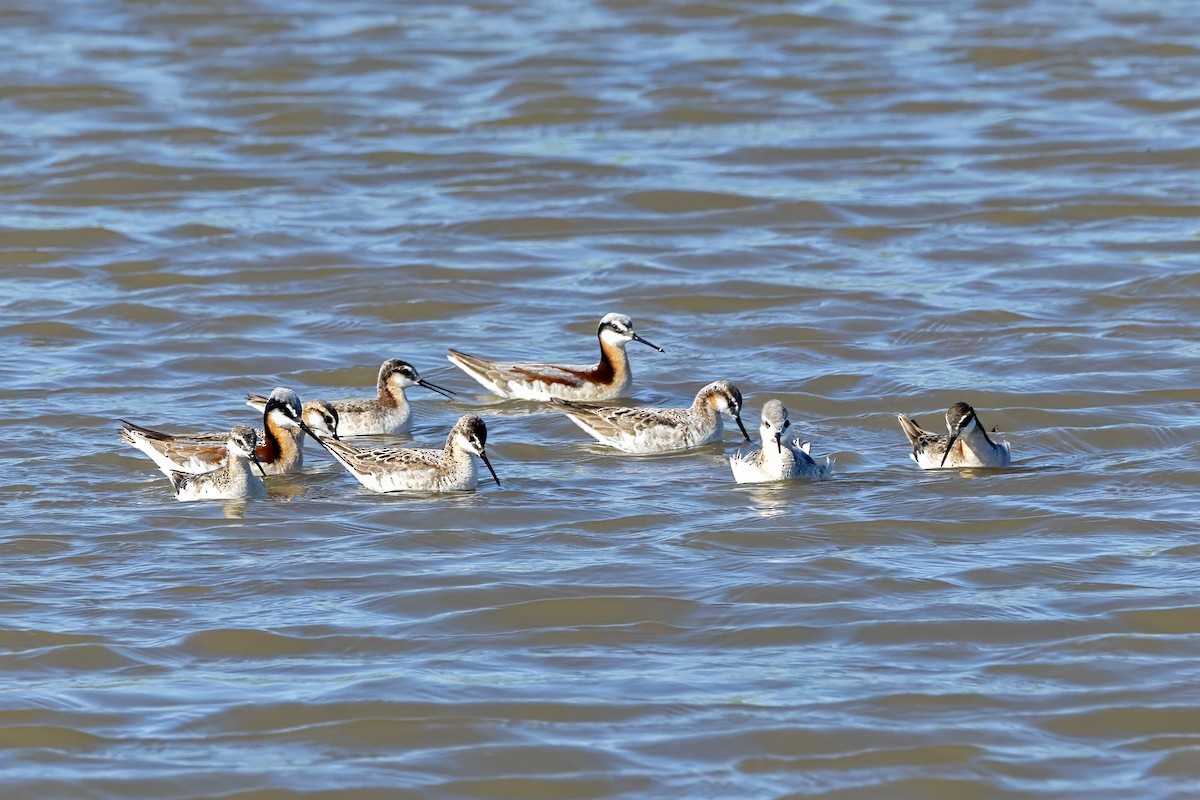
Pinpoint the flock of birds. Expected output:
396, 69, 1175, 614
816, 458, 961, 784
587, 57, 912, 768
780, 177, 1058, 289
119, 313, 1013, 501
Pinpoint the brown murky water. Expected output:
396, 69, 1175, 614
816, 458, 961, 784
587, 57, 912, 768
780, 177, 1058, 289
3, 0, 1200, 797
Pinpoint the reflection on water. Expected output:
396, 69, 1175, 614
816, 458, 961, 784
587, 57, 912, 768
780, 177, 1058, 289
740, 482, 793, 519
263, 475, 312, 502
220, 499, 250, 519
2, 0, 1200, 797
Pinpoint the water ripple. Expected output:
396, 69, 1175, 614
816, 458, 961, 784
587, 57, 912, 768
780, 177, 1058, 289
3, 0, 1199, 797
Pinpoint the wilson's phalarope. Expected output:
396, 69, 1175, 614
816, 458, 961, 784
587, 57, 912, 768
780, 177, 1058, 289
897, 401, 1012, 469
730, 400, 833, 483
245, 359, 453, 436
553, 380, 751, 454
315, 414, 500, 492
447, 312, 664, 401
167, 424, 269, 502
119, 388, 331, 476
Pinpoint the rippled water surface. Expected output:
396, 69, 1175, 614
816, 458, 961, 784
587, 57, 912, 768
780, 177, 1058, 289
3, 0, 1200, 797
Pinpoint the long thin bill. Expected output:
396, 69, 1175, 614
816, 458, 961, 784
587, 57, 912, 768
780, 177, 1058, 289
734, 414, 752, 441
774, 432, 783, 453
298, 418, 322, 444
418, 378, 457, 399
250, 452, 268, 479
632, 333, 665, 353
939, 433, 959, 467
479, 451, 501, 486
310, 430, 337, 453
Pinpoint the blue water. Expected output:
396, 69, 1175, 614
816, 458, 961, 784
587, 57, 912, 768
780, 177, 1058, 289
3, 1, 1200, 798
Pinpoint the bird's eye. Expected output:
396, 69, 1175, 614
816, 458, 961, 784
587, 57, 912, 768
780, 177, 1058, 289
782, 421, 790, 429
764, 421, 772, 428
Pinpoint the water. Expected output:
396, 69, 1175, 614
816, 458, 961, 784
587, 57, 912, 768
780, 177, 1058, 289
3, 0, 1200, 797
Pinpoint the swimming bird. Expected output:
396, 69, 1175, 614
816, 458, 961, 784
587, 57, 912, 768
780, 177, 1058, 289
314, 414, 501, 492
119, 388, 332, 476
245, 359, 453, 436
167, 424, 268, 502
446, 312, 664, 401
553, 380, 751, 454
897, 401, 1012, 469
730, 399, 832, 483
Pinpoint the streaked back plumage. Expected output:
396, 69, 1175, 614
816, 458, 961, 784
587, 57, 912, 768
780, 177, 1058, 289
897, 402, 1012, 469
446, 313, 663, 401
554, 380, 750, 454
167, 424, 268, 502
245, 359, 452, 435
315, 414, 500, 492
